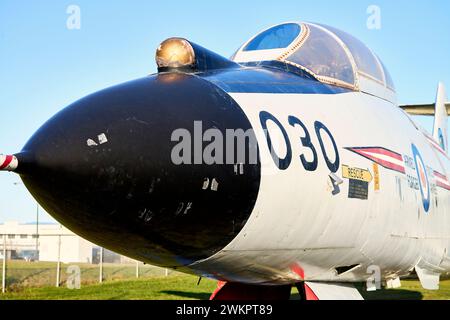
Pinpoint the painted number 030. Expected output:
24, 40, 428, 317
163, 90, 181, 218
259, 111, 340, 172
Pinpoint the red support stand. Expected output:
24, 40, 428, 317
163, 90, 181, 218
210, 281, 292, 301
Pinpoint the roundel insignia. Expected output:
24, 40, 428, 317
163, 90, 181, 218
412, 144, 430, 213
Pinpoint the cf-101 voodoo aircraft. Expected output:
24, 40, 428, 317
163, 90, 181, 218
2, 21, 450, 300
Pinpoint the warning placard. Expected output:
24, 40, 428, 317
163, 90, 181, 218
348, 179, 369, 200
342, 165, 373, 183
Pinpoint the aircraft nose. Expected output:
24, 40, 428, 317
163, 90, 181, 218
17, 73, 260, 267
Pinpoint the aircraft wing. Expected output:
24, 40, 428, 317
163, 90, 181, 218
400, 103, 450, 116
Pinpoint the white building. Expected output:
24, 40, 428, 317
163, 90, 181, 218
0, 221, 96, 263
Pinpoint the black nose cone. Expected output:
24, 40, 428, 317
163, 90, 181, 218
18, 73, 260, 267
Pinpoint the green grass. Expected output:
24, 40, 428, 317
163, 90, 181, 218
1, 274, 217, 300
359, 279, 450, 300
3, 277, 450, 300
1, 261, 450, 300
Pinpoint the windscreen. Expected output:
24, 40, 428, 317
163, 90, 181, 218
286, 24, 355, 85
322, 24, 384, 82
243, 23, 301, 51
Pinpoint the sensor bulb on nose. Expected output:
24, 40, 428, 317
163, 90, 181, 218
156, 38, 196, 71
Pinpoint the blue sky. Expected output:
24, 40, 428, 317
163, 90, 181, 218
1, 0, 449, 223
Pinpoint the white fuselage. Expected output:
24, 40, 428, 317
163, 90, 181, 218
189, 91, 450, 285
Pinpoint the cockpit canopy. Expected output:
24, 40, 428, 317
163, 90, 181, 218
233, 22, 396, 103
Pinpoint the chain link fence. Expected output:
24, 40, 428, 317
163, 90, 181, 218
1, 234, 177, 293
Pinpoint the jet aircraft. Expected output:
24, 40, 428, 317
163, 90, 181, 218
2, 21, 449, 300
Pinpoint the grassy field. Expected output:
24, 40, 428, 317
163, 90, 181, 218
1, 274, 218, 300
1, 261, 450, 300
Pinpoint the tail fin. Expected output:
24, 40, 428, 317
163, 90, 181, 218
0, 154, 18, 172
433, 82, 448, 152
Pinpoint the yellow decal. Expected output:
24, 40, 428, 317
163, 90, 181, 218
342, 165, 373, 183
373, 163, 380, 191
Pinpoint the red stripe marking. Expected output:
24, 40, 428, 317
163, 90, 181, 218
426, 136, 442, 148
357, 150, 401, 166
355, 147, 403, 161
434, 171, 450, 191
209, 281, 227, 300
432, 144, 447, 156
350, 148, 406, 174
358, 151, 406, 173
290, 263, 305, 280
426, 136, 449, 158
376, 161, 406, 174
436, 182, 450, 191
434, 171, 448, 180
0, 155, 13, 170
304, 283, 320, 301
